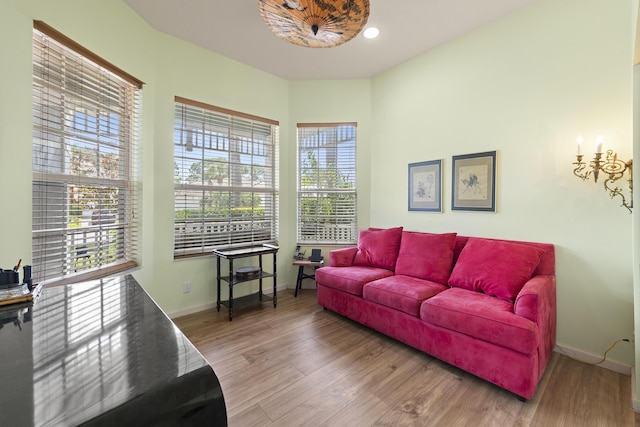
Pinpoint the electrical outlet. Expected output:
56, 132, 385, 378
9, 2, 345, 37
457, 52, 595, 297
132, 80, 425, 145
183, 282, 191, 294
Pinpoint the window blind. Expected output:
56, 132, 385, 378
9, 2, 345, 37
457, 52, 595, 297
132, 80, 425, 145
32, 22, 141, 285
297, 123, 357, 244
173, 97, 279, 257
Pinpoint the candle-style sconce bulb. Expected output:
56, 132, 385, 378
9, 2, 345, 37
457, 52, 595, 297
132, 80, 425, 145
571, 136, 632, 212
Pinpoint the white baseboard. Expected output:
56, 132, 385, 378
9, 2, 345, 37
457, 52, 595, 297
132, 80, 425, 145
556, 344, 638, 413
169, 302, 217, 319
168, 283, 291, 319
554, 343, 632, 375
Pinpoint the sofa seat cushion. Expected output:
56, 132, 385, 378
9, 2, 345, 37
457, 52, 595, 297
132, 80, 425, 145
448, 238, 543, 302
363, 275, 448, 317
353, 227, 403, 271
395, 232, 457, 284
420, 287, 538, 354
315, 266, 394, 296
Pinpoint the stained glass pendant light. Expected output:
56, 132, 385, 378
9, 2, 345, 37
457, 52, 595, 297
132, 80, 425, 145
258, 0, 370, 48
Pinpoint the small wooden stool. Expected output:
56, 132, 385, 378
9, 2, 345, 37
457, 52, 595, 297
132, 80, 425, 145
292, 258, 324, 296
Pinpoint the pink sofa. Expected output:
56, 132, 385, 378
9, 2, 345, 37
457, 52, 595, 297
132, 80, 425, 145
315, 227, 556, 400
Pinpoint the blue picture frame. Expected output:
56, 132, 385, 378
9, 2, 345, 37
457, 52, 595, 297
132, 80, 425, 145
451, 151, 496, 212
408, 159, 442, 212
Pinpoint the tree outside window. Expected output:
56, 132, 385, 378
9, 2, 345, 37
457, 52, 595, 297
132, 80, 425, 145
297, 124, 357, 244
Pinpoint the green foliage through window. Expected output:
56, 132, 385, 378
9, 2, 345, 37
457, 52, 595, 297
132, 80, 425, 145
173, 99, 279, 256
297, 124, 357, 244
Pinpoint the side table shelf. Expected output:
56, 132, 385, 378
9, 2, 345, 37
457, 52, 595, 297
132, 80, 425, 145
213, 244, 278, 321
218, 293, 273, 312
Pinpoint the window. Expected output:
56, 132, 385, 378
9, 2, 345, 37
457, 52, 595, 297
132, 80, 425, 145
297, 123, 357, 244
173, 97, 279, 257
32, 21, 142, 285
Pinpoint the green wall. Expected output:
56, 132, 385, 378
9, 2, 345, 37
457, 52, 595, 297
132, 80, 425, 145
143, 31, 292, 312
372, 0, 634, 367
0, 0, 636, 378
0, 0, 298, 315
288, 79, 372, 257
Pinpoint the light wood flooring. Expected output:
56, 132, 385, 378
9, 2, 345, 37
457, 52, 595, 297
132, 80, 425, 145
174, 289, 639, 426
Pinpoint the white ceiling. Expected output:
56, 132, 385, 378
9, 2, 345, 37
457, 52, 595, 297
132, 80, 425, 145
124, 0, 535, 80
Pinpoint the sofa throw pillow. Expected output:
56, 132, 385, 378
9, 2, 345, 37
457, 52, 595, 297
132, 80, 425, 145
353, 227, 403, 271
395, 232, 457, 284
448, 238, 543, 302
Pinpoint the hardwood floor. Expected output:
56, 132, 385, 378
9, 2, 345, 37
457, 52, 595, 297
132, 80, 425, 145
174, 289, 639, 426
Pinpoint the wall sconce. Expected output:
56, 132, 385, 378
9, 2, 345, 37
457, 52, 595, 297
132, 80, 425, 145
573, 135, 633, 212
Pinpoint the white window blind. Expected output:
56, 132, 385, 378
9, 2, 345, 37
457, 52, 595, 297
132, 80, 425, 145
173, 97, 279, 257
32, 21, 142, 286
297, 123, 357, 244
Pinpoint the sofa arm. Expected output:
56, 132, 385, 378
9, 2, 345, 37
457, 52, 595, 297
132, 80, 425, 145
330, 247, 358, 267
515, 274, 556, 348
514, 275, 555, 323
514, 274, 556, 376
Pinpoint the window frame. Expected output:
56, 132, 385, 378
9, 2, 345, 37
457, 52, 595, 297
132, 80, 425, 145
32, 21, 142, 286
173, 96, 279, 258
296, 122, 358, 245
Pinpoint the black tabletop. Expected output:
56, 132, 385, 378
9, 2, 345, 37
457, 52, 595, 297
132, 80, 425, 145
213, 244, 279, 259
0, 274, 226, 426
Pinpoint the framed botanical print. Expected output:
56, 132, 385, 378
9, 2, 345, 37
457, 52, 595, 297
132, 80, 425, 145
408, 159, 442, 212
451, 151, 496, 212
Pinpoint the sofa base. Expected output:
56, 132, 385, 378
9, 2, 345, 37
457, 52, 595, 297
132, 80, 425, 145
318, 284, 546, 400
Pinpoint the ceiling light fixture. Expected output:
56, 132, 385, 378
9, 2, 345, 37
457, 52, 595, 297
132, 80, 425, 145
363, 27, 379, 39
258, 0, 370, 48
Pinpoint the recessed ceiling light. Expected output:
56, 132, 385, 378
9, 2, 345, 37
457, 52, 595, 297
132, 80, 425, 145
363, 27, 380, 39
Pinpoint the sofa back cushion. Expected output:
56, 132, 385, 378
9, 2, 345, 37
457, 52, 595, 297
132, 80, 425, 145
454, 236, 555, 276
395, 232, 457, 284
353, 227, 403, 271
448, 238, 543, 302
